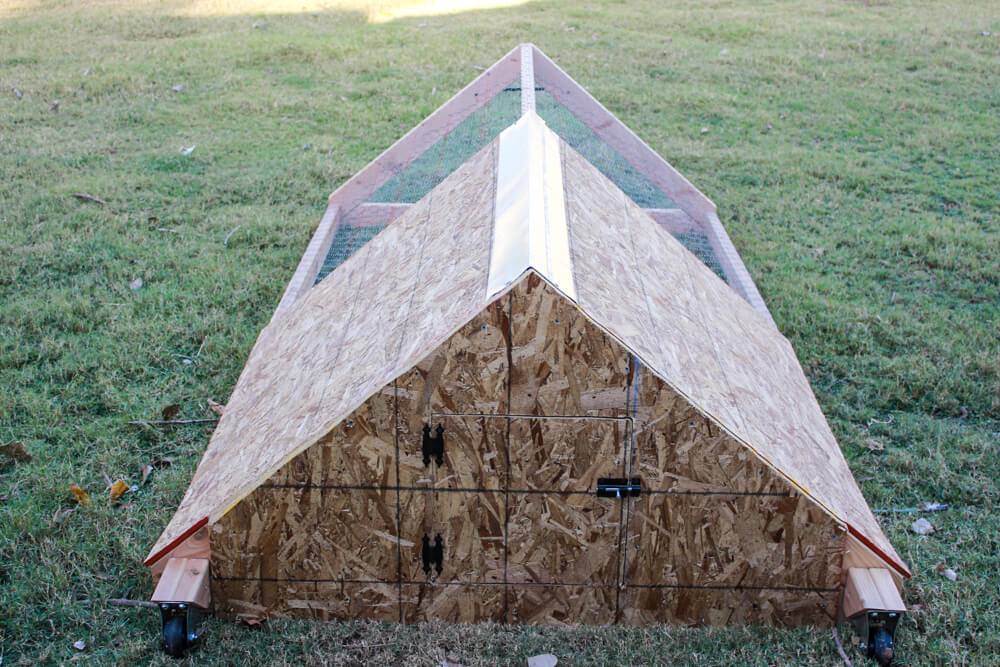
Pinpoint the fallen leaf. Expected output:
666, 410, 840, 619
101, 470, 113, 487
69, 483, 90, 505
959, 406, 969, 418
438, 661, 464, 667
12, 87, 22, 99
864, 437, 885, 452
141, 464, 153, 485
48, 99, 60, 111
252, 20, 268, 28
0, 440, 32, 463
151, 456, 175, 467
161, 404, 181, 421
941, 568, 958, 581
527, 655, 558, 667
109, 480, 130, 503
180, 145, 196, 155
72, 640, 85, 651
911, 518, 934, 535
129, 278, 143, 290
207, 399, 225, 416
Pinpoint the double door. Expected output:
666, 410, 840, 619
397, 412, 631, 624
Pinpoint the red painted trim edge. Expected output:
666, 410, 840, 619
143, 517, 209, 567
848, 524, 911, 579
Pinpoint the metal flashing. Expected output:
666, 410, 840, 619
487, 112, 576, 301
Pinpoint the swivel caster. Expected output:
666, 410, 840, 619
159, 602, 203, 658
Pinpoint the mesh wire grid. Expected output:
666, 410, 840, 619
314, 85, 726, 284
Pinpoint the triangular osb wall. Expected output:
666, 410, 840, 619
211, 274, 843, 627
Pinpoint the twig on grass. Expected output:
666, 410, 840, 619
128, 418, 218, 426
832, 627, 855, 667
72, 192, 108, 205
107, 598, 159, 609
224, 225, 241, 245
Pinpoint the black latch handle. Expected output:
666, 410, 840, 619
421, 534, 443, 575
596, 477, 641, 498
422, 424, 444, 466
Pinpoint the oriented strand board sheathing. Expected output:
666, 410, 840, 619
212, 484, 398, 583
631, 372, 785, 495
507, 585, 617, 626
506, 493, 622, 586
398, 490, 505, 583
508, 417, 628, 493
214, 580, 399, 622
510, 274, 630, 417
401, 584, 505, 623
623, 493, 842, 591
559, 138, 905, 574
149, 142, 499, 562
621, 586, 838, 627
268, 389, 397, 488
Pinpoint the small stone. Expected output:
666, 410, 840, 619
941, 568, 958, 581
527, 655, 558, 667
911, 518, 935, 535
182, 358, 193, 365
700, 127, 709, 134
73, 640, 86, 651
128, 278, 144, 291
171, 84, 184, 92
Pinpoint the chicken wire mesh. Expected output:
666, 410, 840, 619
314, 84, 725, 284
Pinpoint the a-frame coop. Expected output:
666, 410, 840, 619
147, 45, 907, 659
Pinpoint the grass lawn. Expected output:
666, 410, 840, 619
1, 0, 998, 664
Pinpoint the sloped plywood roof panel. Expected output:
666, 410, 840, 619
559, 141, 906, 576
147, 143, 499, 562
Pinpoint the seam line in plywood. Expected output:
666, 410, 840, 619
258, 484, 790, 497
214, 577, 837, 593
429, 412, 632, 421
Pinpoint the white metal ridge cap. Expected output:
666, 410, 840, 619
487, 112, 577, 302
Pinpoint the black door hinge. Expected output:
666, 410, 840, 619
596, 477, 641, 498
421, 534, 444, 575
422, 424, 444, 466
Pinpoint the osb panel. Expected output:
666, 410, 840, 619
559, 138, 903, 573
623, 492, 844, 591
508, 417, 628, 492
398, 490, 505, 584
214, 580, 398, 623
561, 146, 662, 371
402, 299, 510, 418
211, 486, 398, 604
509, 273, 630, 417
395, 144, 499, 370
507, 585, 616, 626
151, 142, 499, 561
397, 413, 508, 491
621, 586, 838, 627
401, 584, 504, 623
506, 493, 621, 586
632, 370, 785, 495
267, 390, 396, 488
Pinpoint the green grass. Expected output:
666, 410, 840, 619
1, 0, 998, 664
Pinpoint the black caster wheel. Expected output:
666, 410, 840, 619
162, 615, 186, 658
873, 627, 894, 666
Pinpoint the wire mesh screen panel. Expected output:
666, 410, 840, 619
535, 91, 675, 210
315, 224, 384, 283
314, 81, 727, 284
369, 83, 521, 204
